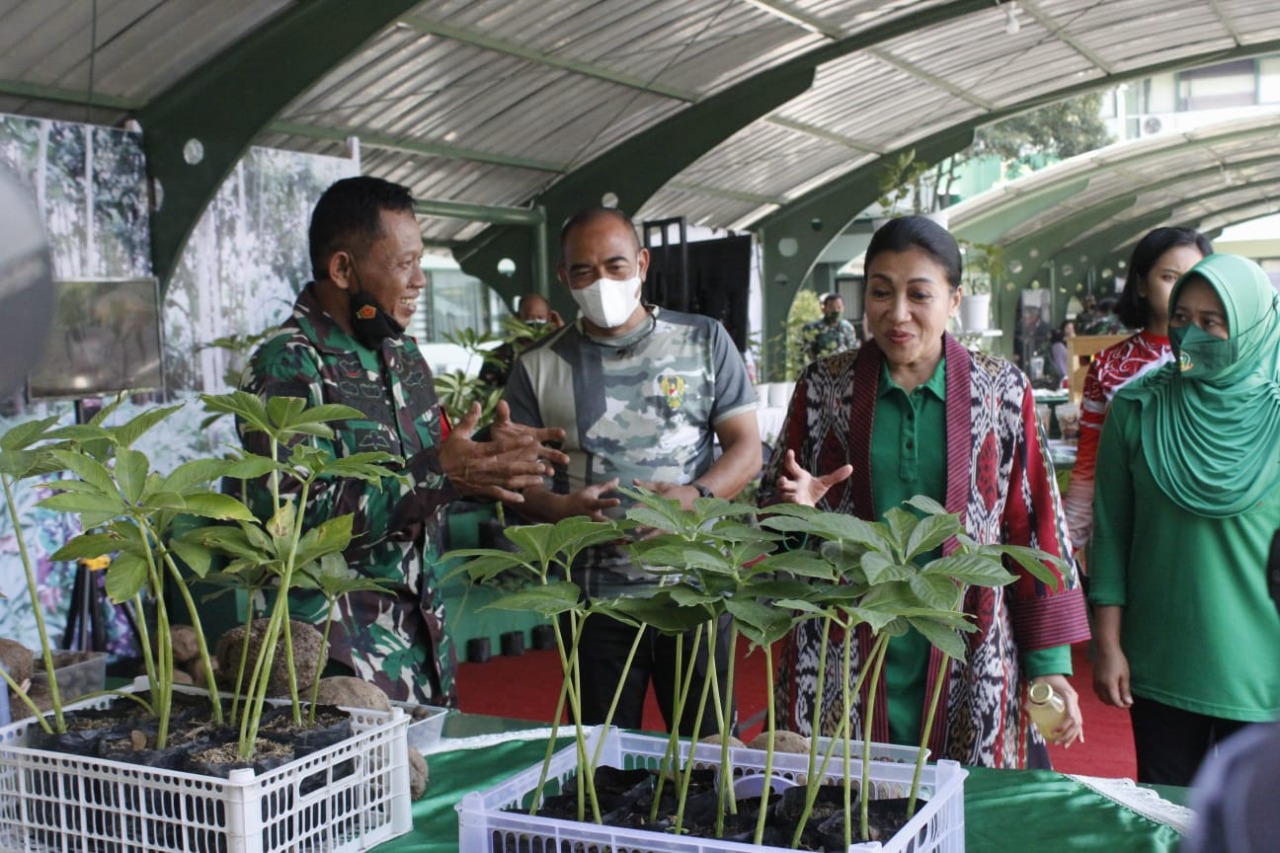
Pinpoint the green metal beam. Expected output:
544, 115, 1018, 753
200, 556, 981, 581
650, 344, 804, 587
0, 78, 139, 111
138, 0, 421, 292
397, 15, 699, 103
952, 178, 1090, 245
765, 117, 886, 154
752, 36, 1280, 377
866, 47, 995, 110
414, 199, 545, 227
267, 120, 562, 173
454, 0, 999, 313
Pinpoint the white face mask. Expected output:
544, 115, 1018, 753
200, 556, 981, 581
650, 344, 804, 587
570, 276, 641, 329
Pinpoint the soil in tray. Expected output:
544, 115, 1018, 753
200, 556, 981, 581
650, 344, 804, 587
518, 769, 918, 853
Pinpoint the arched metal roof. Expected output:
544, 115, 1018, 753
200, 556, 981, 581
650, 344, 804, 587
949, 113, 1280, 255
3, 0, 1280, 291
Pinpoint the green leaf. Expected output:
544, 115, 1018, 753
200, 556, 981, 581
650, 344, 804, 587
111, 405, 182, 449
630, 541, 732, 575
441, 549, 534, 584
104, 552, 149, 603
177, 525, 272, 564
599, 595, 709, 634
666, 585, 719, 608
904, 512, 962, 561
115, 448, 150, 505
160, 458, 237, 495
482, 581, 581, 616
909, 617, 969, 661
0, 415, 60, 452
841, 606, 901, 633
266, 396, 308, 429
883, 507, 918, 555
761, 509, 893, 553
293, 514, 355, 568
182, 493, 258, 521
0, 449, 41, 479
201, 391, 271, 434
921, 553, 1017, 587
168, 537, 214, 578
501, 525, 553, 567
861, 552, 915, 585
991, 544, 1066, 587
222, 456, 279, 480
907, 573, 961, 610
753, 551, 836, 581
725, 598, 792, 646
904, 494, 949, 516
279, 403, 365, 429
39, 491, 125, 518
50, 449, 118, 498
51, 532, 122, 561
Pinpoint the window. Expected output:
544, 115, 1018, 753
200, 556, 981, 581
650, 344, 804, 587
1177, 59, 1257, 111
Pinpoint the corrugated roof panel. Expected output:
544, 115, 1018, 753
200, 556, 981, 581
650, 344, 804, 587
635, 186, 761, 230
0, 0, 290, 102
1222, 0, 1280, 44
676, 122, 852, 198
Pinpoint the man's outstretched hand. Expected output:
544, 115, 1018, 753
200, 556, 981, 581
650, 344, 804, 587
439, 401, 568, 503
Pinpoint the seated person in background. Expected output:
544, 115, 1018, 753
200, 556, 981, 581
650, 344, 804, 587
479, 292, 564, 388
801, 293, 859, 361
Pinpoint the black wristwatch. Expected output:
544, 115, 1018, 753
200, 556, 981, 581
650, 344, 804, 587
692, 482, 715, 499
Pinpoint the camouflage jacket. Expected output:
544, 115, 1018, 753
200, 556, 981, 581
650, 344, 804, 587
802, 317, 859, 361
238, 284, 456, 704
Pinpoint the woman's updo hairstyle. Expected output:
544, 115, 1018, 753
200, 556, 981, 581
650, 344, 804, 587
864, 215, 963, 289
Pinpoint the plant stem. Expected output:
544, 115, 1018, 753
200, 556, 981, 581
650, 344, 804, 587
529, 620, 574, 816
651, 631, 688, 825
858, 635, 891, 846
805, 616, 833, 789
751, 643, 778, 847
157, 544, 223, 724
307, 597, 337, 725
908, 652, 951, 817
566, 611, 601, 825
673, 624, 706, 838
4, 474, 65, 732
589, 623, 645, 775
129, 594, 158, 697
713, 619, 739, 833
138, 533, 173, 749
0, 669, 52, 734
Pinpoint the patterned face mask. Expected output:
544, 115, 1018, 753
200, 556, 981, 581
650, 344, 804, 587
571, 276, 641, 329
1171, 324, 1235, 379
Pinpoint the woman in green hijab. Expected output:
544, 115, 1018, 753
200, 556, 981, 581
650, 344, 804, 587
1089, 253, 1280, 786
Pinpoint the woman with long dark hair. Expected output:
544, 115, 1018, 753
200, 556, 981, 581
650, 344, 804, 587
760, 216, 1090, 768
1062, 227, 1212, 555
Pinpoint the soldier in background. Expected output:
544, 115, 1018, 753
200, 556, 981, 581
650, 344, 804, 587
239, 176, 566, 704
801, 293, 860, 362
502, 207, 762, 734
478, 292, 564, 389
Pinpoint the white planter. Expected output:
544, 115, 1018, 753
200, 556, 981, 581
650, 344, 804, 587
456, 727, 966, 853
959, 293, 991, 333
0, 691, 412, 853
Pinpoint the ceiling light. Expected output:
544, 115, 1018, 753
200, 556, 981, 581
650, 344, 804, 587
1005, 3, 1021, 35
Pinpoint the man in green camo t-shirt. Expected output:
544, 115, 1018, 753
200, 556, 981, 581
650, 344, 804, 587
239, 176, 566, 704
503, 207, 762, 735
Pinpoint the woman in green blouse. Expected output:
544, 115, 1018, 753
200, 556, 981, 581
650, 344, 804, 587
760, 217, 1090, 769
1090, 253, 1280, 786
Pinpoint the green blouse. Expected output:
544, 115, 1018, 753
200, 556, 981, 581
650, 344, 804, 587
1088, 394, 1280, 720
873, 358, 1072, 744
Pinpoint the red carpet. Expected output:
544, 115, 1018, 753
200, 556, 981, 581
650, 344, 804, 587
457, 638, 1135, 778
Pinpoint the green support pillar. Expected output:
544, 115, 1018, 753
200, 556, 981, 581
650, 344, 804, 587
138, 0, 420, 293
755, 127, 976, 380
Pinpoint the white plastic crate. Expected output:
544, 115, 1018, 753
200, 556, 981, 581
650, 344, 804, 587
389, 701, 448, 754
0, 691, 412, 853
457, 727, 966, 853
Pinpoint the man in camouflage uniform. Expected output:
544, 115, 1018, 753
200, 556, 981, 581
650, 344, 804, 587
801, 293, 859, 362
503, 207, 761, 734
239, 176, 566, 704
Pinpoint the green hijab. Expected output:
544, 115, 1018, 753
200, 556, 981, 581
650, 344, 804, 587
1117, 253, 1280, 517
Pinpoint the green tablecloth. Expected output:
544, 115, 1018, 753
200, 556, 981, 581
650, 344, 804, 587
384, 715, 1188, 852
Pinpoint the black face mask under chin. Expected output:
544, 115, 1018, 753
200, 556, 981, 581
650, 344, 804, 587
350, 291, 404, 348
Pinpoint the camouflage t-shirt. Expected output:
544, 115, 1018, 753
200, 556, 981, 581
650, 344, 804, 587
802, 317, 860, 361
503, 307, 756, 598
238, 284, 456, 704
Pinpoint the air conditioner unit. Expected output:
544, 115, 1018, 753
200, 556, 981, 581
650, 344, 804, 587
1139, 115, 1164, 136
